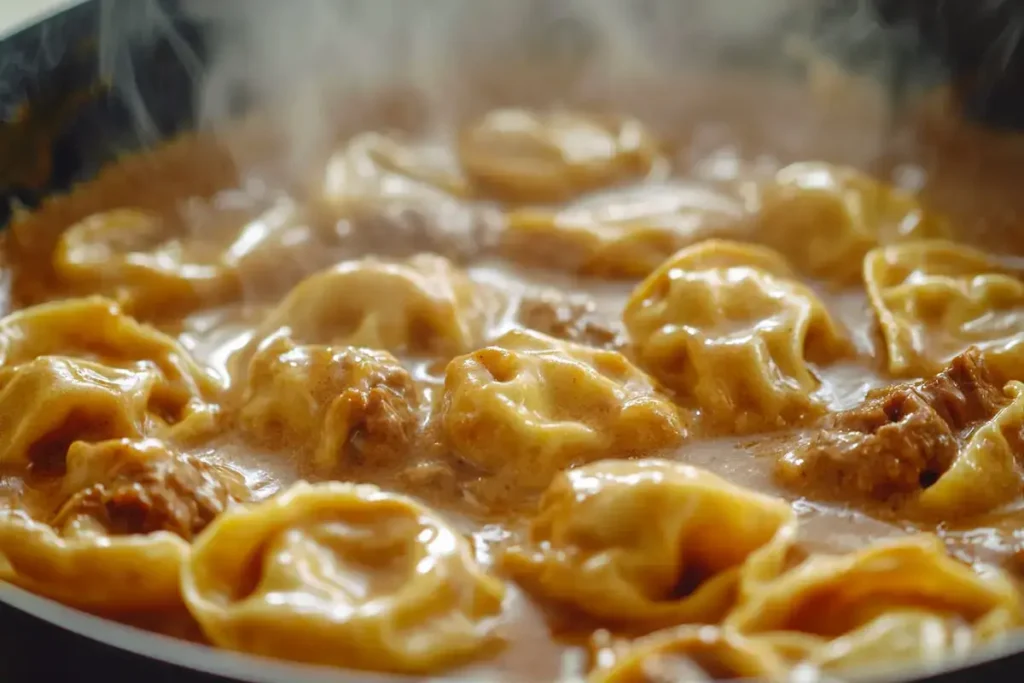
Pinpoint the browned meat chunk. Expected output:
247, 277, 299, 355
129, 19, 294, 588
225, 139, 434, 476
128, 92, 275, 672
240, 338, 421, 474
52, 439, 247, 540
516, 290, 627, 351
775, 349, 1008, 504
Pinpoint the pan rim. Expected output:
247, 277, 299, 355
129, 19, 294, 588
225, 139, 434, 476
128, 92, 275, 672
4, 579, 1024, 683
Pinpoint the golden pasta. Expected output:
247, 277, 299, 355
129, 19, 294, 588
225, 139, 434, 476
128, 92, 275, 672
53, 208, 240, 313
319, 132, 469, 207
440, 330, 686, 499
754, 162, 948, 284
2, 101, 1024, 682
459, 109, 661, 203
181, 481, 505, 673
0, 296, 223, 403
0, 357, 167, 469
725, 535, 1023, 673
238, 253, 501, 371
239, 335, 420, 474
624, 239, 850, 434
864, 239, 1024, 379
0, 438, 245, 610
588, 626, 791, 683
502, 183, 747, 278
502, 459, 795, 624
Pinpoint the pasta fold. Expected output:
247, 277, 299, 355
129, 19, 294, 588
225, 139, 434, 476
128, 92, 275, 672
726, 535, 1023, 673
755, 162, 947, 283
53, 208, 237, 316
460, 109, 660, 203
865, 239, 1024, 379
240, 254, 500, 366
502, 459, 795, 624
624, 240, 849, 434
503, 183, 745, 278
0, 438, 246, 610
182, 481, 505, 673
440, 330, 685, 497
239, 335, 420, 474
589, 626, 790, 683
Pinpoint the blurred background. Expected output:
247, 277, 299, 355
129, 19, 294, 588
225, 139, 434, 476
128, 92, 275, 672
0, 0, 69, 32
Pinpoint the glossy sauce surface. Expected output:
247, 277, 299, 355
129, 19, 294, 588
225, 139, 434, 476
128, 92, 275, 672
3, 82, 1024, 681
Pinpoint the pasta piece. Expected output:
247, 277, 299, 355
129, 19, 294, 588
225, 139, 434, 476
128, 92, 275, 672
440, 330, 685, 497
53, 208, 239, 316
775, 349, 1024, 518
315, 133, 495, 263
0, 357, 168, 471
516, 289, 627, 350
54, 200, 348, 314
589, 626, 790, 683
864, 239, 1024, 378
0, 439, 246, 610
320, 132, 469, 208
624, 240, 849, 435
502, 459, 796, 624
503, 183, 746, 278
917, 380, 1024, 516
0, 509, 188, 610
782, 611, 978, 674
459, 109, 660, 203
0, 296, 223, 407
726, 535, 1023, 672
182, 481, 505, 673
755, 162, 948, 283
53, 438, 249, 539
239, 335, 419, 474
241, 254, 500, 366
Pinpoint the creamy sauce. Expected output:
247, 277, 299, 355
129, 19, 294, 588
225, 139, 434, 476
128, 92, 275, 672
3, 88, 1024, 679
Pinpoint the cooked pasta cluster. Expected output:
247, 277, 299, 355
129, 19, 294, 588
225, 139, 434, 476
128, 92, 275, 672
1, 107, 1023, 681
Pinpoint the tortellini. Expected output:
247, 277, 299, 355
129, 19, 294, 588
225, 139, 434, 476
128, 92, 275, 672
920, 380, 1024, 516
864, 239, 1024, 379
623, 240, 850, 435
182, 481, 505, 673
725, 535, 1023, 673
0, 357, 166, 470
590, 626, 790, 683
53, 208, 236, 316
53, 201, 351, 316
754, 162, 948, 283
319, 132, 469, 210
315, 133, 501, 264
502, 459, 795, 624
52, 438, 248, 538
503, 183, 746, 278
0, 296, 222, 406
239, 335, 420, 474
0, 438, 246, 610
0, 298, 220, 461
459, 109, 661, 203
775, 349, 1024, 519
440, 330, 685, 496
241, 254, 500, 366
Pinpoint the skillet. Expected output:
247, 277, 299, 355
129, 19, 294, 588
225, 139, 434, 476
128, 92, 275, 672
2, 1, 1024, 681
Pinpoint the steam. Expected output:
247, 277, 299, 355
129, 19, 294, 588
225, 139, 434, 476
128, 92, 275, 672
97, 0, 926, 179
